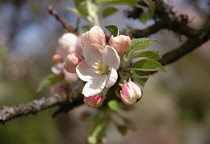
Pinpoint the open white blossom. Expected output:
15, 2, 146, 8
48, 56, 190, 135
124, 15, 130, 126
76, 44, 120, 97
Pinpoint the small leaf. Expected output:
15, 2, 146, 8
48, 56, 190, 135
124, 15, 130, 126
135, 51, 162, 60
108, 100, 120, 111
131, 59, 166, 72
105, 25, 119, 36
102, 7, 118, 18
88, 114, 108, 144
82, 25, 92, 31
66, 8, 83, 17
115, 88, 121, 98
139, 9, 154, 23
130, 38, 159, 51
87, 0, 101, 17
116, 125, 127, 135
96, 0, 137, 6
37, 74, 63, 92
131, 70, 149, 87
74, 0, 89, 16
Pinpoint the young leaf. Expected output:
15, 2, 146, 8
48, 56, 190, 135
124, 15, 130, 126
115, 87, 121, 98
88, 114, 108, 144
135, 51, 162, 60
66, 8, 83, 17
108, 100, 120, 111
74, 0, 89, 16
37, 74, 63, 92
131, 70, 149, 87
87, 0, 101, 17
105, 25, 119, 36
102, 7, 118, 18
139, 9, 154, 23
130, 38, 159, 51
96, 0, 137, 6
131, 59, 166, 72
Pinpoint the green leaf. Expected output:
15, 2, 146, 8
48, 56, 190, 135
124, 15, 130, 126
88, 114, 108, 144
87, 0, 101, 17
131, 59, 166, 72
102, 7, 118, 18
74, 0, 89, 16
115, 88, 121, 98
105, 25, 119, 36
139, 9, 154, 23
131, 70, 149, 86
135, 51, 162, 60
66, 8, 84, 17
108, 100, 120, 111
96, 0, 137, 6
37, 74, 63, 92
130, 38, 159, 51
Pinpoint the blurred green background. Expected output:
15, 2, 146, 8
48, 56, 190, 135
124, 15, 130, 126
0, 0, 210, 144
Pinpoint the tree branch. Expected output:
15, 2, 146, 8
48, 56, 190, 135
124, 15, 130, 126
48, 6, 77, 34
0, 3, 209, 124
0, 93, 83, 124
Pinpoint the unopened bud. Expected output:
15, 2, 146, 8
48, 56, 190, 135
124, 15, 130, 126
84, 95, 105, 108
80, 26, 106, 47
52, 54, 63, 64
109, 35, 131, 54
120, 80, 142, 105
64, 53, 83, 73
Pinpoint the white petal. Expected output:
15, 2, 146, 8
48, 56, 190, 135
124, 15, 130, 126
82, 76, 106, 97
100, 45, 120, 70
105, 68, 118, 88
83, 44, 103, 66
76, 61, 97, 82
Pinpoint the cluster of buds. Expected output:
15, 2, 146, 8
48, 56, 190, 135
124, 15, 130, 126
51, 33, 82, 82
61, 26, 142, 108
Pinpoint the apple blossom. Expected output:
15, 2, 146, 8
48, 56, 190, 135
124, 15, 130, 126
76, 44, 120, 97
80, 26, 106, 47
109, 35, 131, 54
120, 80, 142, 105
57, 33, 82, 57
84, 95, 105, 108
64, 53, 83, 73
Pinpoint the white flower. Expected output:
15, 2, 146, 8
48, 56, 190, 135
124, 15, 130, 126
76, 44, 120, 97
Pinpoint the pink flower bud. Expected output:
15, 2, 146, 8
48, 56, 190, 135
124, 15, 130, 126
52, 54, 63, 64
84, 95, 105, 108
57, 33, 82, 57
109, 35, 131, 54
120, 80, 142, 105
80, 26, 106, 47
64, 53, 82, 73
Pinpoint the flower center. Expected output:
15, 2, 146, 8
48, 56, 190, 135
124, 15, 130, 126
94, 61, 109, 74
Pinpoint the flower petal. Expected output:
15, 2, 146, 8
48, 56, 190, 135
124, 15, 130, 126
82, 76, 106, 97
105, 68, 118, 88
100, 45, 120, 70
76, 61, 97, 82
83, 44, 103, 66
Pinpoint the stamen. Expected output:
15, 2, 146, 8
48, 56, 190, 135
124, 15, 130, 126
94, 61, 109, 74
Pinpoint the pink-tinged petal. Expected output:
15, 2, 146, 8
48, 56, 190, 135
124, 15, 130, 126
100, 45, 120, 70
109, 35, 131, 54
76, 61, 97, 82
80, 26, 106, 47
82, 76, 106, 97
83, 44, 103, 66
105, 68, 118, 88
57, 33, 79, 57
